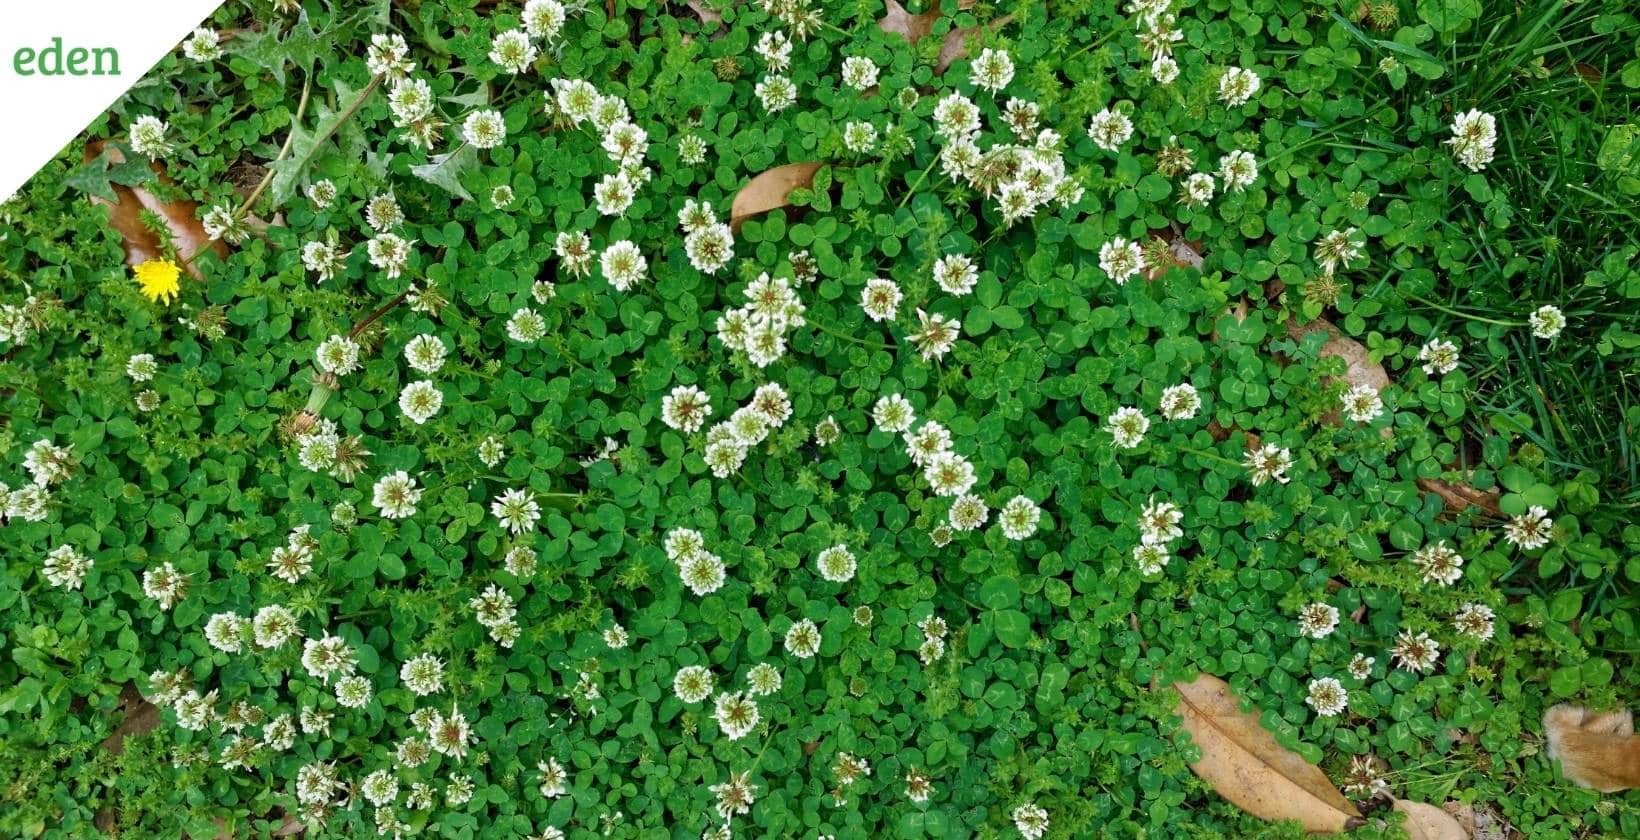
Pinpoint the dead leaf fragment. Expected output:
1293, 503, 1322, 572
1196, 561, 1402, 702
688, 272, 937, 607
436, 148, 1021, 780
83, 140, 224, 279
729, 162, 823, 231
1172, 673, 1362, 832
877, 0, 943, 42
935, 14, 1015, 74
1416, 478, 1502, 517
1393, 799, 1471, 840
100, 683, 161, 756
1543, 704, 1640, 792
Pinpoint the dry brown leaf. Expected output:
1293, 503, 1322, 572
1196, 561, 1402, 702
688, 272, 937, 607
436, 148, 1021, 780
878, 0, 943, 42
683, 0, 722, 26
84, 140, 224, 279
1417, 478, 1503, 516
729, 162, 823, 231
100, 683, 161, 756
1393, 800, 1471, 840
935, 14, 1015, 74
1172, 674, 1362, 832
1543, 704, 1640, 792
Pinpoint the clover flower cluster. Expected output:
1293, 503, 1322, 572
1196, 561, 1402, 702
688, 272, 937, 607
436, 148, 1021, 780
699, 382, 795, 477
1, 438, 74, 524
678, 199, 735, 274
717, 273, 807, 367
932, 84, 1084, 226
665, 527, 729, 596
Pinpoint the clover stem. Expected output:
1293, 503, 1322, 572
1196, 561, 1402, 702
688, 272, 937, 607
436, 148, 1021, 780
809, 319, 893, 351
1177, 446, 1242, 468
896, 155, 941, 209
1404, 294, 1524, 327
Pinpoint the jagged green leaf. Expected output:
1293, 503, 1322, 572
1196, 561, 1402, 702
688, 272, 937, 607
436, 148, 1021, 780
410, 145, 478, 200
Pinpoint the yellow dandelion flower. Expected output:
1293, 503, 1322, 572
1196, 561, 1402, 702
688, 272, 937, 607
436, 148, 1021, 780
133, 258, 182, 305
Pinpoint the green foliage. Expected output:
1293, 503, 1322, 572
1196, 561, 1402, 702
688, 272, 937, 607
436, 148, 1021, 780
0, 0, 1637, 839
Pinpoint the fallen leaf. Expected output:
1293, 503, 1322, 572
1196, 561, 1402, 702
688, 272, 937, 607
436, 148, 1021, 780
100, 683, 161, 756
1171, 673, 1362, 832
683, 0, 722, 26
1143, 227, 1206, 281
877, 0, 942, 42
935, 14, 1015, 74
729, 162, 823, 231
1543, 704, 1640, 792
1416, 477, 1502, 517
1287, 317, 1390, 432
83, 140, 225, 278
1393, 799, 1470, 840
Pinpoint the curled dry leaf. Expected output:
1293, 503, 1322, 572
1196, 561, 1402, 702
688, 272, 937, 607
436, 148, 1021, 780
83, 140, 225, 279
1171, 673, 1363, 833
1417, 477, 1503, 516
729, 162, 823, 231
935, 14, 1016, 74
1393, 799, 1471, 840
1543, 704, 1640, 792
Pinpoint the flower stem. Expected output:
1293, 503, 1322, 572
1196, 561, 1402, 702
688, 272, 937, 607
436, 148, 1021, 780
810, 318, 893, 351
1405, 294, 1523, 327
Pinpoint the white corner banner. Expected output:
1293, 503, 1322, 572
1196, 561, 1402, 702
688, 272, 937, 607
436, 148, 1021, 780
0, 0, 225, 202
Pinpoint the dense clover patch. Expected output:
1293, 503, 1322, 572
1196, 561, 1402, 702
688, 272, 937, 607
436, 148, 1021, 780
1, 1, 1638, 839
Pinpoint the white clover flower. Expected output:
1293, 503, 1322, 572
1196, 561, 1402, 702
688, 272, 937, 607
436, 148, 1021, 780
1012, 803, 1050, 840
678, 133, 708, 165
490, 29, 538, 74
673, 664, 714, 703
141, 562, 188, 610
661, 385, 712, 433
1105, 406, 1149, 449
43, 544, 93, 590
1453, 603, 1496, 640
1314, 227, 1365, 275
603, 624, 629, 649
1243, 443, 1294, 487
364, 193, 403, 231
842, 121, 878, 154
491, 184, 516, 208
551, 78, 600, 123
1181, 171, 1216, 206
507, 307, 548, 343
371, 471, 422, 519
784, 618, 821, 658
400, 653, 446, 695
755, 74, 798, 112
1502, 505, 1553, 550
999, 495, 1042, 540
679, 552, 727, 596
334, 675, 372, 708
815, 545, 857, 583
1347, 654, 1374, 680
1086, 108, 1133, 152
1391, 630, 1440, 673
712, 691, 760, 740
923, 451, 977, 497
747, 662, 782, 696
306, 179, 338, 209
491, 487, 541, 534
366, 232, 415, 279
1158, 383, 1200, 420
1138, 496, 1182, 544
1218, 150, 1259, 192
593, 170, 636, 216
1218, 66, 1262, 106
538, 757, 569, 798
1410, 540, 1464, 586
462, 109, 507, 148
948, 494, 989, 531
523, 0, 568, 40
860, 277, 903, 321
1529, 304, 1565, 339
971, 48, 1014, 92
427, 707, 471, 758
1150, 53, 1179, 84
1297, 603, 1340, 639
841, 56, 879, 90
1447, 109, 1497, 172
201, 205, 247, 244
182, 28, 222, 62
600, 240, 647, 291
126, 353, 159, 382
388, 78, 435, 125
755, 30, 793, 71
129, 115, 173, 160
301, 240, 347, 282
911, 309, 960, 361
933, 253, 979, 295
253, 604, 301, 649
1133, 542, 1169, 575
301, 635, 357, 684
1417, 337, 1460, 375
361, 769, 399, 807
1305, 677, 1348, 717
403, 334, 447, 374
685, 223, 735, 273
932, 93, 980, 139
398, 380, 444, 425
1099, 237, 1146, 284
366, 33, 415, 80
1339, 383, 1383, 424
872, 393, 915, 433
710, 772, 757, 822
315, 335, 361, 376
